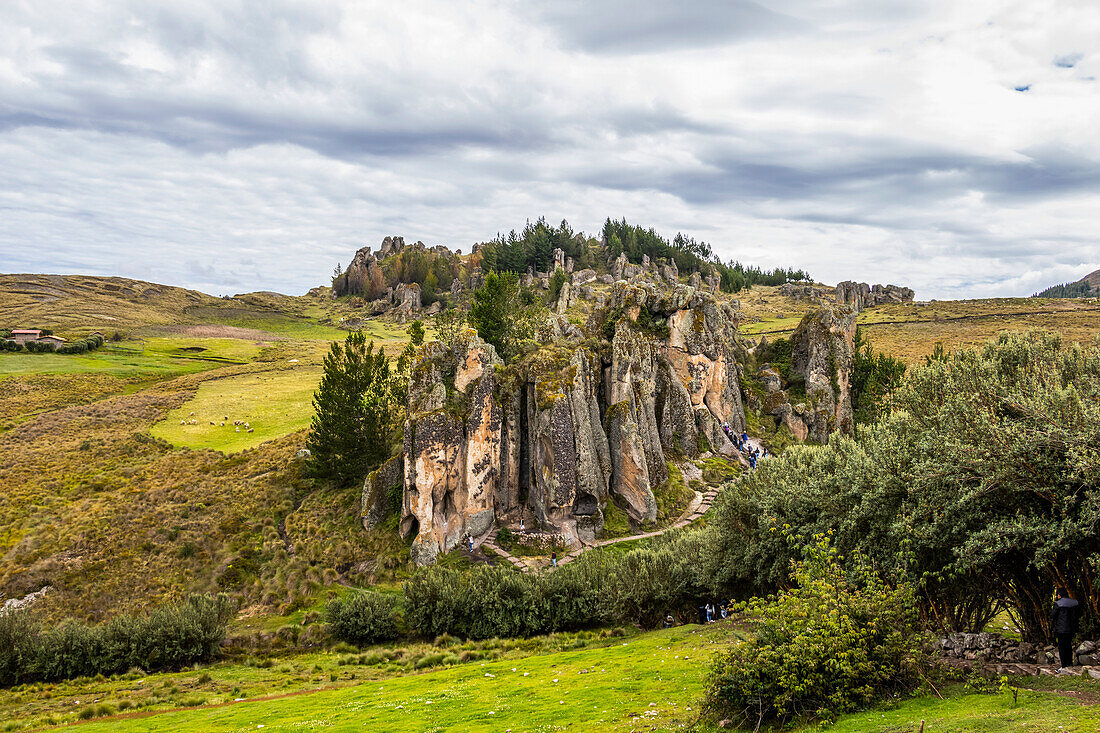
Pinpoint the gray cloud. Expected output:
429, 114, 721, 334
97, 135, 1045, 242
529, 0, 807, 54
0, 1, 1098, 302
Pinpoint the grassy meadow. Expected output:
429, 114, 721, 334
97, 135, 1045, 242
150, 367, 322, 452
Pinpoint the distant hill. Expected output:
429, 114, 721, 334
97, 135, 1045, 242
1034, 268, 1100, 298
0, 274, 334, 338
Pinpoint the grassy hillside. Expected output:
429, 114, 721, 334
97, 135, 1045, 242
0, 273, 421, 619
0, 273, 348, 339
740, 287, 1100, 364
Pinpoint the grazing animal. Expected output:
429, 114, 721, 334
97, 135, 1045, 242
247, 428, 254, 433
235, 427, 240, 432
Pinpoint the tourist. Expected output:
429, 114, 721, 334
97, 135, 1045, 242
551, 551, 557, 567
741, 430, 748, 444
1051, 587, 1082, 670
467, 534, 473, 552
520, 518, 525, 533
665, 614, 675, 628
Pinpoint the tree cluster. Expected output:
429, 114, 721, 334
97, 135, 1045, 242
477, 217, 593, 274
704, 331, 1100, 641
467, 271, 539, 362
603, 217, 810, 293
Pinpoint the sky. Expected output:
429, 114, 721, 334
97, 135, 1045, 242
1, 1, 1098, 299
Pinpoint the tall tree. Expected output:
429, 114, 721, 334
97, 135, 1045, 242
469, 271, 530, 361
306, 332, 395, 487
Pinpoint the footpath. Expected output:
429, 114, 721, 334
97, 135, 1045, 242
479, 484, 721, 574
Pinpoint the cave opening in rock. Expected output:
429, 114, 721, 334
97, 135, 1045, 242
572, 492, 598, 516
440, 491, 457, 522
518, 385, 530, 504
401, 515, 419, 540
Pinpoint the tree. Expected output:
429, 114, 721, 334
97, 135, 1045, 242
306, 332, 396, 487
850, 327, 906, 424
469, 271, 531, 361
434, 308, 467, 349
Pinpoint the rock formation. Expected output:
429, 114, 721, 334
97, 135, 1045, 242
835, 281, 914, 312
758, 305, 857, 443
397, 282, 750, 564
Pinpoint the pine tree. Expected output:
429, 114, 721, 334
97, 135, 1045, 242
469, 271, 524, 361
306, 332, 395, 487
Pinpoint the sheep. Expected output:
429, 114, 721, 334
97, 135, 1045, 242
247, 428, 254, 433
189, 411, 194, 416
235, 427, 240, 432
220, 422, 225, 427
180, 420, 185, 425
210, 421, 215, 425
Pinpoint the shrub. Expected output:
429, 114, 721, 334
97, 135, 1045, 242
706, 535, 928, 729
325, 591, 400, 646
0, 594, 235, 687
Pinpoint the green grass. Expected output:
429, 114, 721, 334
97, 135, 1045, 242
0, 346, 222, 378
739, 315, 804, 336
150, 367, 321, 452
10, 622, 1096, 732
806, 683, 1100, 732
54, 624, 738, 732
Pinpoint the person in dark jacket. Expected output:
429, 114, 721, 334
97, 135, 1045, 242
1050, 587, 1081, 669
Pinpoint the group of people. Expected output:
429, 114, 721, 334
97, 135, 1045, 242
699, 602, 727, 624
722, 422, 769, 469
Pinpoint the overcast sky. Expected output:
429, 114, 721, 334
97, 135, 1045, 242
1, 1, 1097, 299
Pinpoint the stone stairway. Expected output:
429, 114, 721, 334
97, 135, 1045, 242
485, 484, 724, 574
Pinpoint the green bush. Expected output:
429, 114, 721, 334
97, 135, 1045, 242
707, 535, 928, 729
0, 594, 235, 688
325, 591, 400, 646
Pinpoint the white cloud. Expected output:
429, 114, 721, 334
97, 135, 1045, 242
0, 0, 1098, 299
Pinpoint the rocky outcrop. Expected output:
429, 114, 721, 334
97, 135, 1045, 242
361, 455, 405, 530
402, 334, 504, 564
778, 282, 826, 300
757, 305, 857, 443
835, 281, 914, 312
400, 283, 750, 564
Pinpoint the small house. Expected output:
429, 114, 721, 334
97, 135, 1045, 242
10, 329, 42, 345
36, 335, 66, 350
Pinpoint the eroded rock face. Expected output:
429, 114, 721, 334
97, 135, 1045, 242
400, 283, 752, 564
402, 333, 502, 564
835, 281, 914, 312
786, 305, 857, 442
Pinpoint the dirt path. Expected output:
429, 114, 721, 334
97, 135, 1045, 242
482, 480, 729, 574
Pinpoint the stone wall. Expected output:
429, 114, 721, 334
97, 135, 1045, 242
939, 632, 1100, 669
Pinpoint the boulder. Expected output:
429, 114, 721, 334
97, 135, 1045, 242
787, 305, 857, 441
572, 268, 597, 286
552, 248, 566, 272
